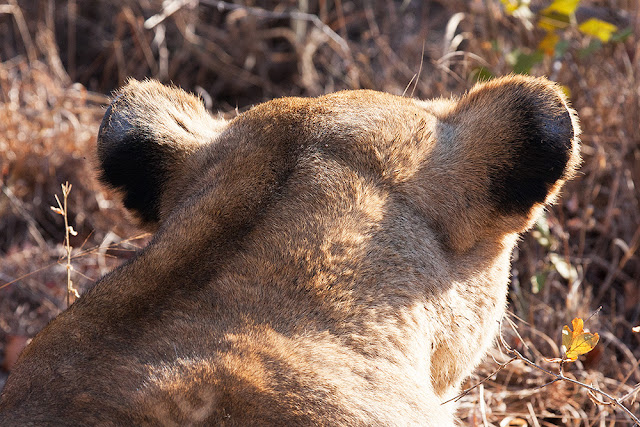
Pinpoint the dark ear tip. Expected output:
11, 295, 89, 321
98, 91, 132, 152
95, 87, 166, 227
95, 79, 214, 229
97, 99, 117, 159
471, 76, 581, 215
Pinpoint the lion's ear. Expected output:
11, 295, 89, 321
97, 79, 222, 229
414, 76, 581, 252
446, 75, 581, 217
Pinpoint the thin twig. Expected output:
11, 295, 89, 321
2, 184, 48, 250
0, 263, 59, 292
527, 401, 541, 427
442, 356, 518, 404
195, 0, 350, 53
409, 40, 425, 98
619, 382, 640, 404
498, 328, 640, 425
479, 383, 489, 427
67, 0, 76, 80
143, 0, 196, 29
143, 0, 350, 53
401, 73, 417, 97
0, 230, 149, 288
5, 0, 37, 63
533, 377, 561, 391
0, 233, 150, 292
52, 182, 79, 307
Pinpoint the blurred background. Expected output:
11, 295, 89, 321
0, 0, 638, 425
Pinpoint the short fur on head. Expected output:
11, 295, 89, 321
0, 75, 580, 425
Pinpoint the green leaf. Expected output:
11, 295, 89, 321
508, 49, 544, 74
549, 253, 578, 282
531, 272, 548, 294
578, 39, 602, 58
471, 67, 494, 83
536, 214, 551, 236
532, 214, 552, 248
578, 18, 618, 42
611, 26, 633, 43
554, 39, 570, 57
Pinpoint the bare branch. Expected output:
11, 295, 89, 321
442, 356, 518, 405
501, 335, 640, 425
197, 0, 350, 53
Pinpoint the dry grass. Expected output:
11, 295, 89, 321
0, 0, 638, 425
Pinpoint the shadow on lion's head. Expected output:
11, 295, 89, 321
0, 75, 579, 425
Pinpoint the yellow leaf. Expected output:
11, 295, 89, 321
543, 0, 581, 16
561, 317, 599, 361
500, 0, 518, 14
578, 18, 618, 42
500, 0, 530, 15
538, 32, 559, 56
502, 417, 528, 426
537, 17, 567, 32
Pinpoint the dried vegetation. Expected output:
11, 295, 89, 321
0, 0, 638, 425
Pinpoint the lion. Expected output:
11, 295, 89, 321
0, 75, 580, 425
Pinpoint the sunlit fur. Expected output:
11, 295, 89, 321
0, 75, 580, 425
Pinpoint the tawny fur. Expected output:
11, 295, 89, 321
0, 75, 580, 425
